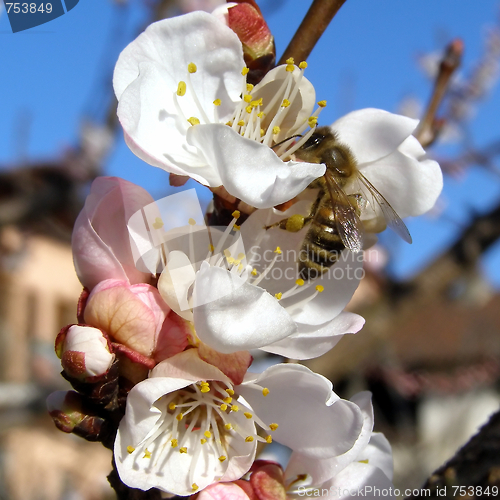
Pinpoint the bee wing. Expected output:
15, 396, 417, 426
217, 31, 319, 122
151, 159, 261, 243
324, 171, 364, 252
357, 172, 412, 244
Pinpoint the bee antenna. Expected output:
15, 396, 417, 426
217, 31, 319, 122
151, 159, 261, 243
271, 134, 303, 149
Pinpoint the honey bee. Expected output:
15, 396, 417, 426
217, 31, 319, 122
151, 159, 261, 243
273, 126, 412, 280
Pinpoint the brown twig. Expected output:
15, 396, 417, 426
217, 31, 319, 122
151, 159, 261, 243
277, 0, 348, 65
415, 39, 464, 148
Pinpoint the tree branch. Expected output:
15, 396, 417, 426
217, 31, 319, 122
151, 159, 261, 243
278, 0, 347, 65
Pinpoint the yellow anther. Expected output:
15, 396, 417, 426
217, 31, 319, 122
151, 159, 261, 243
226, 121, 233, 126
213, 98, 221, 106
143, 449, 152, 459
359, 459, 369, 464
282, 99, 291, 108
127, 446, 135, 454
227, 256, 235, 265
286, 64, 294, 72
204, 430, 212, 438
220, 403, 228, 411
226, 389, 235, 395
244, 94, 252, 103
171, 439, 178, 447
200, 438, 207, 445
200, 385, 210, 393
188, 218, 196, 225
266, 435, 273, 443
317, 100, 327, 107
223, 396, 232, 404
269, 423, 279, 431
219, 455, 227, 462
231, 404, 239, 412
188, 62, 197, 73
275, 292, 283, 300
233, 224, 241, 231
169, 402, 176, 410
296, 278, 305, 286
237, 120, 245, 127
244, 412, 253, 419
251, 268, 258, 276
260, 129, 265, 137
272, 126, 281, 134
246, 83, 254, 92
308, 116, 318, 126
225, 423, 232, 430
176, 413, 184, 421
316, 285, 325, 293
246, 106, 253, 114
209, 244, 215, 252
286, 57, 295, 64
224, 249, 231, 257
262, 387, 270, 396
274, 246, 282, 254
177, 81, 187, 96
187, 117, 200, 126
238, 253, 245, 259
180, 447, 187, 454
245, 436, 254, 442
299, 61, 308, 69
233, 259, 241, 266
192, 483, 199, 491
257, 111, 265, 118
242, 67, 249, 75
232, 210, 241, 219
152, 217, 163, 229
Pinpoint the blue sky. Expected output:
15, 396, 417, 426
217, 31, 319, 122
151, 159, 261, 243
1, 0, 500, 284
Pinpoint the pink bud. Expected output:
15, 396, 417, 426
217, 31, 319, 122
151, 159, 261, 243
59, 325, 114, 380
72, 177, 156, 290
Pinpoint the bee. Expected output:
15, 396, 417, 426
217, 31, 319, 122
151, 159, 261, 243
272, 126, 412, 280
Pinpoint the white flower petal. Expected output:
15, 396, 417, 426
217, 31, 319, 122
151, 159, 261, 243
358, 433, 394, 482
193, 264, 297, 353
332, 108, 419, 164
187, 123, 325, 208
261, 312, 364, 360
239, 364, 364, 458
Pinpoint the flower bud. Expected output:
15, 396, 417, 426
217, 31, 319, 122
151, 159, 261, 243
46, 391, 105, 441
58, 325, 114, 380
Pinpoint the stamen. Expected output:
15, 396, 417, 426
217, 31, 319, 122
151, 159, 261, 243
177, 81, 187, 96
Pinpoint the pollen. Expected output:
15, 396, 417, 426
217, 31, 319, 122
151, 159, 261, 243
224, 396, 232, 404
308, 116, 318, 126
209, 244, 215, 252
171, 439, 178, 447
204, 430, 212, 438
286, 64, 294, 72
246, 83, 254, 92
200, 386, 210, 393
177, 81, 187, 96
275, 292, 283, 300
317, 100, 327, 107
233, 224, 241, 231
244, 412, 253, 419
226, 389, 235, 395
237, 120, 245, 127
242, 67, 249, 75
143, 449, 152, 459
176, 413, 184, 421
251, 268, 258, 276
180, 447, 188, 454
257, 112, 265, 118
260, 129, 265, 137
219, 455, 227, 462
281, 99, 291, 108
213, 98, 221, 106
231, 404, 239, 412
273, 126, 281, 134
187, 117, 200, 126
245, 436, 254, 442
188, 218, 197, 225
200, 438, 207, 445
246, 106, 253, 114
127, 446, 135, 454
192, 483, 199, 491
266, 435, 273, 443
232, 210, 241, 219
169, 402, 176, 410
269, 423, 279, 431
274, 246, 282, 254
296, 278, 305, 286
188, 62, 197, 73
225, 423, 232, 430
299, 61, 308, 69
220, 403, 228, 411
315, 285, 324, 293
244, 94, 252, 103
262, 387, 270, 396
286, 57, 295, 64
359, 459, 369, 464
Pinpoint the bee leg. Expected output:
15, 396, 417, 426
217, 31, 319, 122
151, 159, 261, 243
264, 214, 310, 232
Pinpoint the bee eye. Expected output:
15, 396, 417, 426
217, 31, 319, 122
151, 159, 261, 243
302, 134, 324, 150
